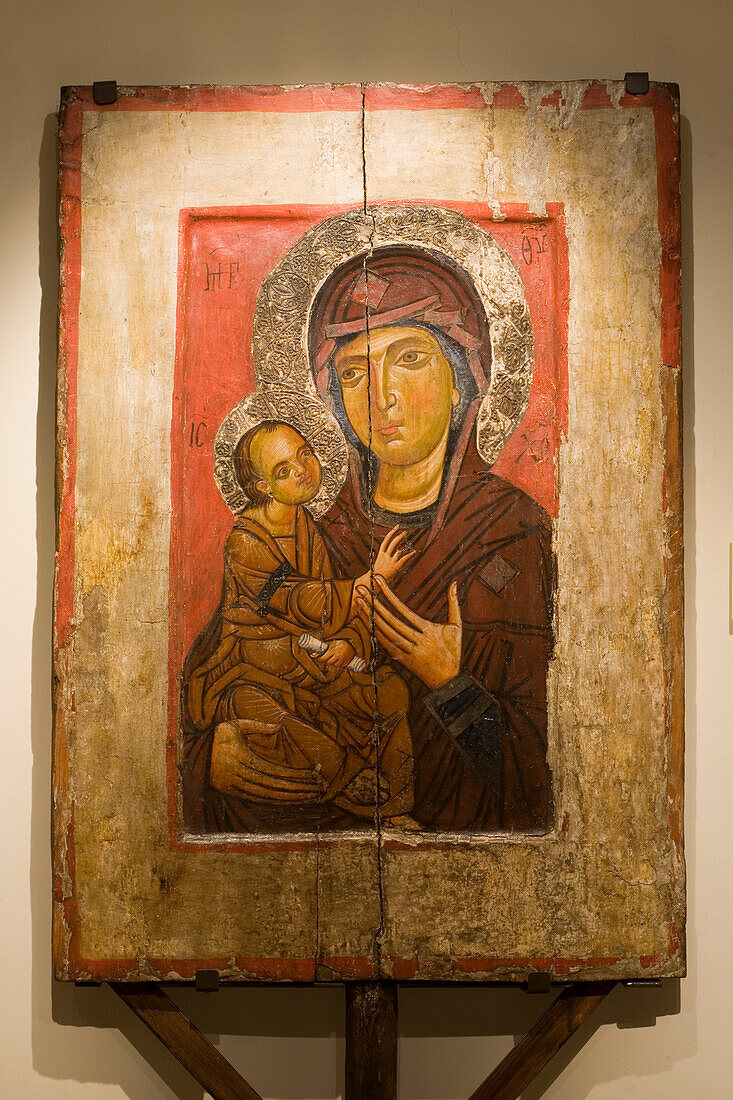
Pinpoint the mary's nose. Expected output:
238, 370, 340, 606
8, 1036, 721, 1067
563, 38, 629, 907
369, 356, 397, 411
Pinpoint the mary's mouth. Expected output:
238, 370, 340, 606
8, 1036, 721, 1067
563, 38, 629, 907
376, 422, 403, 440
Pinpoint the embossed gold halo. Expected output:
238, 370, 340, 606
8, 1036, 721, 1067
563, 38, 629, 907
214, 204, 533, 514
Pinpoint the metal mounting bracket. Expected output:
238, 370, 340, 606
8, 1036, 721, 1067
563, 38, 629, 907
625, 72, 650, 96
93, 80, 118, 105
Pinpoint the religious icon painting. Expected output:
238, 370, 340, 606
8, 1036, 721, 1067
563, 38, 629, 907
54, 82, 684, 984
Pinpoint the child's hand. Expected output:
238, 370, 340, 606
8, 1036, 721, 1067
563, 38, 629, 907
350, 529, 414, 616
318, 639, 356, 668
372, 527, 415, 580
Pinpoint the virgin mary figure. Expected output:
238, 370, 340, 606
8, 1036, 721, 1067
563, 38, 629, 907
310, 247, 555, 833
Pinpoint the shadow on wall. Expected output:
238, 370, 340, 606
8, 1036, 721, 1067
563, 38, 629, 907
30, 109, 696, 1100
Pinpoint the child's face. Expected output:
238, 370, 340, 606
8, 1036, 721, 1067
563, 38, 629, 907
251, 425, 322, 506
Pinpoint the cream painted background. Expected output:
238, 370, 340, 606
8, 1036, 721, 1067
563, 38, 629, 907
1, 0, 729, 1096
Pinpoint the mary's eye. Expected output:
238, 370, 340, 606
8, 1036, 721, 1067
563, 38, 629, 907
398, 349, 422, 366
337, 361, 367, 384
276, 466, 290, 480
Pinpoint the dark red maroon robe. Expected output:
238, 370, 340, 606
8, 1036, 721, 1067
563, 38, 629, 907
319, 415, 554, 833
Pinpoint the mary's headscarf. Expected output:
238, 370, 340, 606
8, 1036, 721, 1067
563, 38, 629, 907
308, 247, 493, 401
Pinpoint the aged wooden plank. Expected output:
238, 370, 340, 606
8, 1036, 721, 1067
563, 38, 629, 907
55, 82, 685, 985
345, 981, 398, 1100
467, 980, 617, 1100
110, 982, 263, 1100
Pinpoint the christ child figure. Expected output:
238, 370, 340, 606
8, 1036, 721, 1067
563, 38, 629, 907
187, 419, 416, 825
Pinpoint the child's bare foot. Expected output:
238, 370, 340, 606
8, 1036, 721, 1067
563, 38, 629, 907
342, 767, 380, 806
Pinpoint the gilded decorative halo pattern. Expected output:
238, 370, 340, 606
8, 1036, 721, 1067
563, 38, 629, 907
215, 204, 533, 513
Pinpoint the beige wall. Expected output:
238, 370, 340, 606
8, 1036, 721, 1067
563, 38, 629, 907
1, 1, 729, 1096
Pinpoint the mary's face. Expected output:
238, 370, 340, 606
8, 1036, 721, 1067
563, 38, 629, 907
333, 326, 458, 467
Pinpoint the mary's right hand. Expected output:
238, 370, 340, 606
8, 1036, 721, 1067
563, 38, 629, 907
209, 721, 324, 803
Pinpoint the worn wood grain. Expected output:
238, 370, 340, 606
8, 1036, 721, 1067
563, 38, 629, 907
53, 82, 684, 984
345, 981, 398, 1100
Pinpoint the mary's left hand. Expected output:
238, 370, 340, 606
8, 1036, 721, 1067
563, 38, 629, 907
355, 576, 462, 690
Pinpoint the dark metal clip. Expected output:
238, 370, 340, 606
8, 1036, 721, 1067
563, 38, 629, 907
625, 72, 650, 96
93, 81, 118, 105
195, 969, 221, 992
526, 971, 552, 994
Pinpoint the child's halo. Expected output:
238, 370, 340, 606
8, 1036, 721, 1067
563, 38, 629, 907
214, 388, 348, 517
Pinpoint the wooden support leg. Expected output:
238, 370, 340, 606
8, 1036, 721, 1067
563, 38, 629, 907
467, 980, 617, 1100
345, 981, 398, 1100
110, 982, 264, 1100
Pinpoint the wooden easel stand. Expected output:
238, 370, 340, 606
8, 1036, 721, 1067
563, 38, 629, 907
111, 983, 263, 1100
467, 980, 617, 1100
111, 978, 618, 1100
346, 982, 399, 1099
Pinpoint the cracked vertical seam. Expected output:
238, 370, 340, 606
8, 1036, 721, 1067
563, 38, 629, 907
314, 823, 321, 980
360, 83, 386, 976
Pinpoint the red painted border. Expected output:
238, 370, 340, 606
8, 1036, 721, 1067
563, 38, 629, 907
66, 84, 363, 113
53, 90, 83, 978
62, 80, 678, 117
55, 95, 83, 649
54, 83, 683, 982
167, 199, 569, 855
